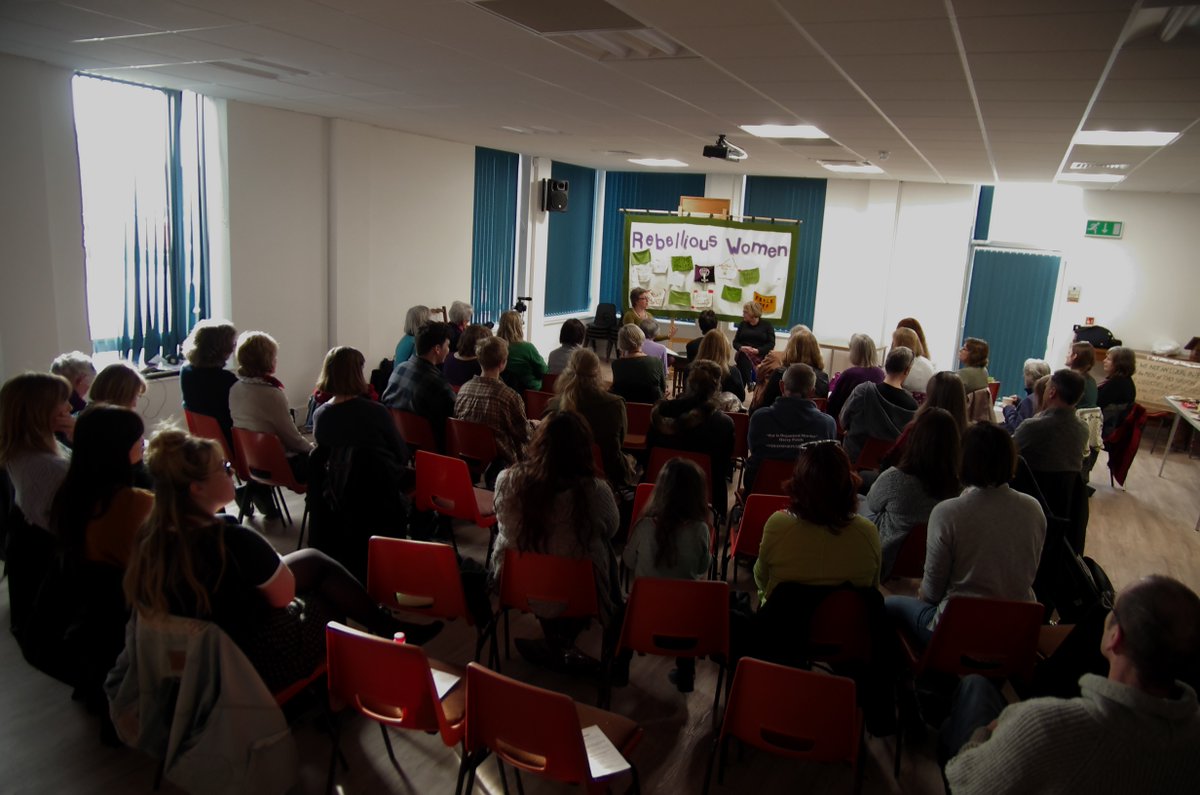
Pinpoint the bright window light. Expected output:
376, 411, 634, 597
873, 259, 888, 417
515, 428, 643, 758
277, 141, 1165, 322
1072, 130, 1179, 147
740, 124, 829, 139
627, 158, 689, 167
1056, 173, 1126, 183
820, 162, 885, 174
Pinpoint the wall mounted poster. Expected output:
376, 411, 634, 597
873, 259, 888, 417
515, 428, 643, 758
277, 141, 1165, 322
623, 214, 800, 322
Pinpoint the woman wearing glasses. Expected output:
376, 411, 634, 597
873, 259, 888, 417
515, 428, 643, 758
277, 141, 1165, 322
124, 427, 439, 694
753, 440, 882, 606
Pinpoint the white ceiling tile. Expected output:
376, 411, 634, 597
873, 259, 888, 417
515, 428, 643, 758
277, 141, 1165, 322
62, 0, 242, 31
957, 12, 1129, 54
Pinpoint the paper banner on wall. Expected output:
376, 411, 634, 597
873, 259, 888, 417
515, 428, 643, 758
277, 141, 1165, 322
671, 255, 694, 272
753, 291, 776, 314
630, 248, 652, 265
668, 270, 688, 290
692, 289, 713, 308
694, 265, 714, 283
721, 285, 743, 303
651, 260, 668, 275
716, 263, 737, 282
647, 288, 665, 308
738, 267, 760, 286
633, 265, 651, 285
668, 289, 691, 307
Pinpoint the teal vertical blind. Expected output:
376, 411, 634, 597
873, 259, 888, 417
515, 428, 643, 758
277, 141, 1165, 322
74, 75, 210, 364
471, 147, 520, 324
598, 171, 706, 308
544, 161, 596, 315
962, 247, 1061, 398
973, 185, 994, 241
743, 176, 826, 329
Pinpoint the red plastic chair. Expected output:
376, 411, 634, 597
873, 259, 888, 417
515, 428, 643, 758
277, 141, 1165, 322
887, 522, 928, 580
366, 536, 490, 661
445, 417, 499, 485
724, 410, 750, 489
853, 436, 894, 472
722, 494, 789, 582
987, 381, 1001, 405
644, 447, 713, 488
494, 549, 598, 669
325, 622, 466, 792
808, 589, 875, 664
703, 659, 862, 795
591, 443, 606, 478
812, 396, 829, 413
390, 408, 438, 453
414, 450, 497, 556
456, 662, 643, 795
623, 401, 653, 451
540, 372, 560, 393
625, 482, 718, 586
739, 457, 794, 504
612, 578, 730, 717
523, 389, 555, 421
231, 427, 308, 547
184, 409, 242, 477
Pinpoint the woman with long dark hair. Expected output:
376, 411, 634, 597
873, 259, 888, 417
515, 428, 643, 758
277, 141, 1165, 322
865, 407, 962, 578
549, 347, 637, 490
754, 441, 881, 605
490, 411, 621, 668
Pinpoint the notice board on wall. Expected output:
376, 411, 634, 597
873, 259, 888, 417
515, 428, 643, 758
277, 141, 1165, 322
1132, 353, 1200, 412
622, 214, 800, 322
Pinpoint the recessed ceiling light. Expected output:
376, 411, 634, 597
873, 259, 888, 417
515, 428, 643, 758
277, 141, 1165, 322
500, 125, 531, 134
819, 161, 884, 174
740, 124, 829, 139
1070, 162, 1129, 171
1056, 173, 1126, 183
628, 158, 688, 167
1073, 130, 1179, 147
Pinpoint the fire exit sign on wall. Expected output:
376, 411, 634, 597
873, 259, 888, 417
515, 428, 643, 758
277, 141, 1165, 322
1085, 220, 1123, 238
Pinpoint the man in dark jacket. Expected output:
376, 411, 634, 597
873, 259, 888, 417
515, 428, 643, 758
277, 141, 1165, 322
745, 364, 836, 491
840, 346, 918, 464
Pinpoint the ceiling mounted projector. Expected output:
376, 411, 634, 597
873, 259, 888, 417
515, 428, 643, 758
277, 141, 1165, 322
703, 134, 747, 161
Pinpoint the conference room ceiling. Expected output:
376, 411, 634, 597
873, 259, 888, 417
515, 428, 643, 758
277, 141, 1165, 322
2, 0, 1199, 192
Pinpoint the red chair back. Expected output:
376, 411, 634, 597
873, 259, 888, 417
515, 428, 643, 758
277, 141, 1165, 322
445, 417, 498, 471
812, 397, 829, 413
462, 663, 592, 783
808, 589, 873, 663
889, 522, 928, 580
523, 389, 555, 420
414, 450, 496, 528
724, 410, 749, 463
540, 373, 559, 393
912, 597, 1043, 682
498, 549, 598, 619
746, 458, 794, 497
618, 578, 729, 660
854, 436, 894, 471
591, 443, 606, 478
325, 621, 462, 745
390, 409, 438, 452
721, 658, 860, 765
987, 381, 1001, 404
366, 537, 473, 625
644, 447, 713, 489
186, 410, 248, 480
731, 494, 789, 560
624, 401, 653, 449
231, 427, 305, 493
630, 482, 655, 527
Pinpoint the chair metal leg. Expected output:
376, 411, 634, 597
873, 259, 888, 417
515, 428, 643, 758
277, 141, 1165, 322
701, 738, 719, 795
296, 505, 309, 550
325, 714, 343, 793
626, 764, 641, 795
380, 723, 399, 769
276, 486, 293, 526
513, 766, 526, 795
496, 757, 511, 795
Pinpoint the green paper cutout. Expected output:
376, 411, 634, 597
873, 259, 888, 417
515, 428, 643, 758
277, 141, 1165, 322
668, 289, 692, 307
739, 267, 760, 286
721, 285, 743, 303
671, 255, 694, 272
631, 248, 652, 265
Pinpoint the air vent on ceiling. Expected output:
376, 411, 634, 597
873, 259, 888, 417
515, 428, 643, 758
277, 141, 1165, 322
1069, 162, 1130, 171
473, 0, 694, 61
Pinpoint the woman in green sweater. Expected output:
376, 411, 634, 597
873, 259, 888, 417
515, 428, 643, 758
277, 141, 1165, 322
496, 310, 547, 391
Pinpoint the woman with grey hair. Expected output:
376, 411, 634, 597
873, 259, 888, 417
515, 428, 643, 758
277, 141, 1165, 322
1002, 358, 1052, 433
610, 323, 665, 404
447, 300, 473, 353
827, 333, 884, 419
50, 351, 96, 413
393, 305, 430, 364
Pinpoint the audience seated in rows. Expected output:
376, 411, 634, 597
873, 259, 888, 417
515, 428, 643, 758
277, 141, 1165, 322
956, 337, 991, 393
446, 300, 473, 355
647, 361, 733, 519
455, 336, 531, 476
624, 286, 674, 341
442, 323, 490, 387
546, 318, 585, 375
89, 362, 146, 409
750, 326, 829, 413
731, 301, 775, 388
945, 575, 1200, 793
878, 371, 969, 473
693, 329, 745, 408
1002, 358, 1052, 434
892, 327, 934, 395
547, 348, 637, 491
51, 350, 95, 414
637, 317, 671, 380
754, 441, 881, 605
685, 309, 718, 362
0, 372, 73, 532
886, 423, 1046, 648
180, 320, 239, 444
394, 304, 430, 366
827, 332, 884, 419
744, 363, 835, 493
495, 310, 547, 391
230, 331, 314, 483
1067, 341, 1099, 409
490, 412, 621, 670
1013, 368, 1089, 474
864, 407, 961, 578
840, 346, 918, 464
382, 322, 457, 451
1097, 346, 1137, 435
611, 324, 665, 405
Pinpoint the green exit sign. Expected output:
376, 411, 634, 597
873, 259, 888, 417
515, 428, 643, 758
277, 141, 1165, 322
1085, 220, 1123, 238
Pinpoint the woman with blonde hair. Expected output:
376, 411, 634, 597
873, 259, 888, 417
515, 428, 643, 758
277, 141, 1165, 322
88, 362, 147, 409
124, 427, 437, 694
611, 323, 665, 405
827, 333, 884, 418
896, 318, 931, 364
495, 310, 548, 390
549, 347, 637, 489
892, 327, 934, 395
751, 326, 829, 412
732, 300, 776, 388
694, 329, 745, 403
228, 330, 313, 483
181, 319, 239, 444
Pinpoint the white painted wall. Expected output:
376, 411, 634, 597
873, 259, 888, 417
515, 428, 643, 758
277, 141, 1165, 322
0, 54, 90, 376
